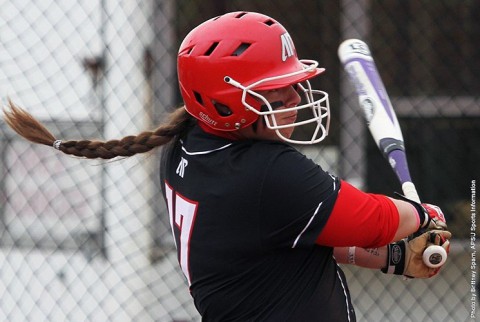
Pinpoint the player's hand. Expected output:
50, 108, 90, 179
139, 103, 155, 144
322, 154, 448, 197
381, 229, 452, 279
394, 192, 448, 232
421, 203, 447, 231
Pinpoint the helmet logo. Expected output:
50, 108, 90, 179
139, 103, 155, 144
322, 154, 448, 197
280, 33, 295, 62
199, 111, 218, 127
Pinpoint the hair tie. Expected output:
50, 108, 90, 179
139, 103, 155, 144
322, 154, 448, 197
53, 140, 62, 150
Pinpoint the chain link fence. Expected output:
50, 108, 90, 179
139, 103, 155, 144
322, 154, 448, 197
1, 1, 478, 321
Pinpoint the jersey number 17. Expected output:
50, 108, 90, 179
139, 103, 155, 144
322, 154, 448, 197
164, 182, 198, 285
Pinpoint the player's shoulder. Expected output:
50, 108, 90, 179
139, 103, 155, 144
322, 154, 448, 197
239, 140, 335, 189
248, 141, 338, 191
230, 139, 309, 167
252, 140, 317, 167
239, 139, 295, 155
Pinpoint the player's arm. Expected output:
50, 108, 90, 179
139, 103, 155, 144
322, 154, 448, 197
334, 228, 452, 278
334, 246, 386, 268
385, 197, 419, 242
316, 180, 447, 249
315, 180, 412, 248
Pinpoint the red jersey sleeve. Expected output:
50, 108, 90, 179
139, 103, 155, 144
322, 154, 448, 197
316, 180, 399, 248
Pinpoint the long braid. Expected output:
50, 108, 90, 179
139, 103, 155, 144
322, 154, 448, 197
3, 99, 193, 159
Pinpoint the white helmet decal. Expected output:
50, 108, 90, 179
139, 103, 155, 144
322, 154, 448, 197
280, 33, 295, 61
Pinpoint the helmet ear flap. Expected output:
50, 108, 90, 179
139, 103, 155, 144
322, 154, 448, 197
211, 94, 262, 125
193, 92, 234, 118
212, 101, 233, 117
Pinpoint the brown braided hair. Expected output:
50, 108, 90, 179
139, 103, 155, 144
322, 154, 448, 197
3, 99, 193, 159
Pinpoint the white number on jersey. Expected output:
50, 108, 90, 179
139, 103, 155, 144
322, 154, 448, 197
164, 183, 198, 285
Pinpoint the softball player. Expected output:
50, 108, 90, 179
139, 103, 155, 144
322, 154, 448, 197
4, 11, 451, 322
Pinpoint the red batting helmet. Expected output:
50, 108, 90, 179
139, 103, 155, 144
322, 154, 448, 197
177, 11, 330, 144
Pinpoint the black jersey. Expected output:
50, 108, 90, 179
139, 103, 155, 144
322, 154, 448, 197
160, 125, 356, 321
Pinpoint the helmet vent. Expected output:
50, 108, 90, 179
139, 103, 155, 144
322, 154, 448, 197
231, 43, 251, 56
204, 42, 219, 56
234, 12, 247, 19
264, 19, 275, 26
193, 91, 204, 105
179, 46, 194, 56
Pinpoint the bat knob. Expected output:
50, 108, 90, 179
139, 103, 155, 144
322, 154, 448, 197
423, 245, 447, 268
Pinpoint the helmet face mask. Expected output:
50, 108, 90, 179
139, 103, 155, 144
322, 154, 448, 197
177, 11, 331, 144
225, 63, 330, 144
